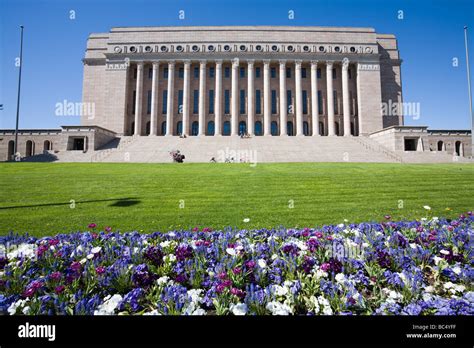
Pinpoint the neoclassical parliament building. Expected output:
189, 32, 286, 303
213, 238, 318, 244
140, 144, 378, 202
1, 26, 471, 162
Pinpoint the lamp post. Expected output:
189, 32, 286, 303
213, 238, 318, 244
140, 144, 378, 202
464, 26, 473, 156
13, 25, 24, 160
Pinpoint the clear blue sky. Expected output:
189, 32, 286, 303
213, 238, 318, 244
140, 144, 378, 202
0, 0, 473, 130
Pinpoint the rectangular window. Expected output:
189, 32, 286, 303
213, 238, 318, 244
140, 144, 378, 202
286, 67, 291, 78
163, 68, 168, 79
302, 90, 308, 114
271, 67, 276, 78
147, 90, 152, 114
240, 90, 246, 114
256, 67, 261, 78
193, 90, 199, 114
132, 91, 136, 114
287, 90, 292, 112
333, 90, 338, 114
348, 68, 352, 79
271, 90, 277, 114
209, 90, 215, 114
194, 67, 199, 79
317, 68, 321, 79
332, 68, 336, 80
301, 68, 307, 78
225, 67, 230, 78
134, 68, 137, 79
178, 68, 184, 79
318, 90, 323, 115
224, 90, 230, 114
148, 68, 153, 79
350, 91, 354, 115
240, 67, 245, 78
178, 90, 183, 113
209, 67, 215, 78
162, 90, 167, 114
256, 90, 261, 114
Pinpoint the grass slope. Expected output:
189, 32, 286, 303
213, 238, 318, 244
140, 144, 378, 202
0, 162, 473, 237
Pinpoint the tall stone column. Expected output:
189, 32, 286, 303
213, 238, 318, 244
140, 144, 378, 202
231, 58, 239, 136
263, 60, 271, 136
150, 62, 159, 136
342, 58, 351, 136
198, 60, 207, 136
165, 61, 175, 136
134, 62, 144, 136
326, 61, 335, 136
311, 60, 320, 136
247, 60, 255, 135
279, 60, 287, 136
295, 60, 303, 136
182, 60, 191, 136
214, 60, 223, 136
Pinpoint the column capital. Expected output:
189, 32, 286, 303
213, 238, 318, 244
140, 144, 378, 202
168, 61, 175, 68
247, 59, 255, 66
152, 61, 160, 68
326, 60, 334, 67
263, 59, 271, 66
342, 57, 350, 70
311, 60, 319, 68
183, 59, 191, 66
279, 60, 287, 67
199, 60, 207, 66
232, 58, 240, 67
136, 61, 144, 68
215, 59, 223, 65
295, 59, 303, 67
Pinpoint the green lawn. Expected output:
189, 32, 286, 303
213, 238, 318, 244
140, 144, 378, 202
0, 162, 473, 237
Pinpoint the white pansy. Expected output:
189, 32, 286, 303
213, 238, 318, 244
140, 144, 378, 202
80, 258, 87, 264
272, 285, 288, 297
271, 254, 278, 260
160, 241, 171, 248
22, 306, 30, 315
398, 272, 407, 285
164, 254, 176, 263
409, 243, 418, 249
7, 244, 37, 260
454, 284, 465, 293
266, 301, 293, 315
168, 232, 176, 237
226, 248, 237, 256
243, 218, 250, 223
440, 250, 450, 255
143, 309, 161, 315
230, 303, 248, 315
452, 265, 462, 275
314, 269, 328, 279
157, 276, 169, 285
335, 273, 346, 283
7, 299, 28, 315
91, 246, 102, 254
93, 294, 123, 315
424, 285, 434, 293
433, 256, 444, 265
86, 253, 94, 260
191, 308, 206, 315
423, 205, 431, 210
257, 259, 267, 268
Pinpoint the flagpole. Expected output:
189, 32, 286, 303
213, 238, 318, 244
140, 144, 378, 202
13, 25, 24, 160
464, 26, 473, 157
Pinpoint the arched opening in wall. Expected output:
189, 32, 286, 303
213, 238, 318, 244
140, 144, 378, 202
177, 121, 183, 135
43, 140, 51, 152
254, 121, 262, 136
145, 121, 151, 135
25, 140, 34, 157
319, 122, 324, 136
131, 122, 135, 135
351, 122, 355, 136
455, 141, 462, 156
437, 141, 444, 151
223, 121, 231, 136
335, 122, 340, 136
271, 121, 278, 136
207, 121, 215, 136
161, 121, 167, 135
7, 140, 14, 160
191, 121, 199, 136
239, 121, 246, 135
287, 121, 294, 136
303, 122, 309, 136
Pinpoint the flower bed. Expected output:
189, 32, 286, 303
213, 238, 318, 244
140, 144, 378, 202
0, 213, 473, 315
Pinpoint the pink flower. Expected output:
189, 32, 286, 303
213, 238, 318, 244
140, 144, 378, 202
50, 271, 62, 281
88, 223, 97, 229
320, 263, 330, 271
54, 285, 65, 294
95, 266, 106, 275
104, 226, 112, 232
384, 215, 391, 220
232, 267, 242, 275
192, 227, 199, 232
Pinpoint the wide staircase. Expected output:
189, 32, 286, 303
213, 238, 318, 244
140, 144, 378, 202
85, 135, 402, 163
